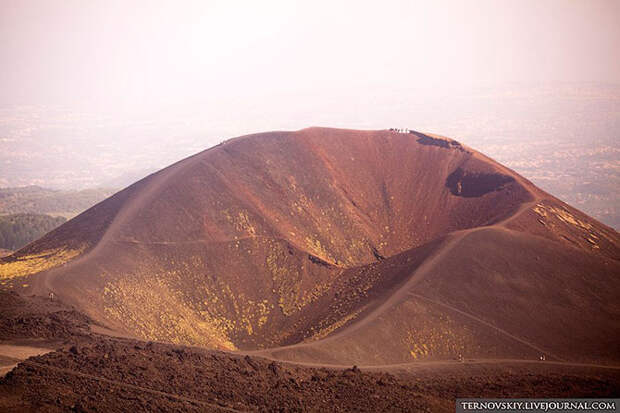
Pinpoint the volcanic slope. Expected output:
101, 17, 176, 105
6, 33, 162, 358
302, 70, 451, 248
0, 127, 618, 366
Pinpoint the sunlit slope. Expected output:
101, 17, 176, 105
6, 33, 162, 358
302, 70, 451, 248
0, 182, 143, 281
1, 127, 617, 359
103, 128, 531, 265
264, 227, 620, 365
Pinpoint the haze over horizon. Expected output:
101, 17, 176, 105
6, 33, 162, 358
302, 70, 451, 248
1, 3, 620, 409
1, 0, 619, 227
2, 0, 619, 108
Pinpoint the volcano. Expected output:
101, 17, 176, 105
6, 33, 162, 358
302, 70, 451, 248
1, 127, 618, 367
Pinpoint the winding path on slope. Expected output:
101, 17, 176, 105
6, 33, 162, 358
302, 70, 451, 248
0, 343, 54, 378
236, 355, 620, 372
407, 293, 563, 361
30, 151, 548, 367
30, 151, 209, 297
25, 137, 560, 370
245, 195, 545, 362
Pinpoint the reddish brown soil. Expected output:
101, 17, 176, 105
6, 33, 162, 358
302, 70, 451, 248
0, 127, 618, 410
1, 333, 618, 413
1, 127, 548, 352
0, 292, 613, 412
0, 291, 91, 341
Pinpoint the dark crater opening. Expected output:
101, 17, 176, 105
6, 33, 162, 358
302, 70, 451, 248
446, 167, 515, 197
410, 131, 468, 152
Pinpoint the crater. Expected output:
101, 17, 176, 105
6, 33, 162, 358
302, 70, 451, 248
410, 131, 467, 152
446, 167, 514, 197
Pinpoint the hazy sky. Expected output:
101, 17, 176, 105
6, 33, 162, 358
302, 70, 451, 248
1, 1, 618, 227
2, 0, 619, 110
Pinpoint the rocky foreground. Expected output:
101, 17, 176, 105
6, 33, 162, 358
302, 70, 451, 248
1, 292, 618, 412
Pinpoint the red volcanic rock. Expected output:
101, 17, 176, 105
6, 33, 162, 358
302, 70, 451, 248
0, 127, 617, 366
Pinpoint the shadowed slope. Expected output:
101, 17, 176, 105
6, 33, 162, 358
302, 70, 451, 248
0, 128, 618, 364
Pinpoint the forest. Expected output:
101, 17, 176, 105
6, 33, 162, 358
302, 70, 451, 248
0, 213, 66, 251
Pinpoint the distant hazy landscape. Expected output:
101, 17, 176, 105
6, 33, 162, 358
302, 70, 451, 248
0, 186, 114, 252
1, 1, 619, 409
1, 82, 618, 229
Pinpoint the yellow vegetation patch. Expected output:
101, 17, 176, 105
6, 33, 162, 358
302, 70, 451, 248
403, 322, 467, 360
266, 242, 332, 317
222, 208, 257, 236
0, 246, 85, 279
103, 274, 237, 350
304, 236, 337, 265
533, 202, 610, 249
534, 203, 592, 231
309, 307, 364, 341
409, 342, 430, 359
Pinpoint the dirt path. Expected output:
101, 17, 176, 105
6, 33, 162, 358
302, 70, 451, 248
51, 179, 541, 369
31, 151, 208, 297
242, 354, 620, 372
249, 196, 540, 359
29, 145, 549, 371
408, 293, 563, 361
247, 232, 468, 357
0, 344, 53, 377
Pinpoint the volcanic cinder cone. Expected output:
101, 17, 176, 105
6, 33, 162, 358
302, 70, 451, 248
1, 127, 618, 365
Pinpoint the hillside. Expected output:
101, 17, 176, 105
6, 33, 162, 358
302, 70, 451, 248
0, 127, 618, 368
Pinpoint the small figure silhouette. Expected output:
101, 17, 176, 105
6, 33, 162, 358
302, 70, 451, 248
49, 292, 54, 301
